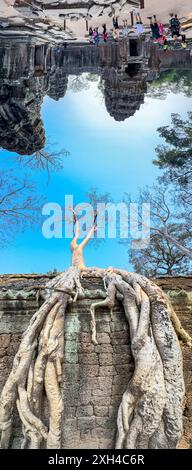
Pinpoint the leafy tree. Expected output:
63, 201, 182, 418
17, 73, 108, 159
154, 112, 192, 208
147, 69, 192, 100
68, 74, 98, 93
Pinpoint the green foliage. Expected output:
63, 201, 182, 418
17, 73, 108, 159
147, 69, 192, 99
153, 112, 192, 212
154, 112, 192, 174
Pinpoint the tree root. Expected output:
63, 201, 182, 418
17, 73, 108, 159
0, 266, 190, 449
89, 269, 189, 449
0, 267, 80, 449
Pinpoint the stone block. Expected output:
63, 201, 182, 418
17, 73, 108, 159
63, 364, 80, 382
99, 365, 116, 376
63, 386, 79, 406
97, 333, 111, 344
96, 426, 116, 439
0, 334, 11, 348
77, 417, 95, 432
64, 332, 78, 341
96, 322, 111, 333
110, 322, 128, 332
109, 405, 118, 420
95, 417, 112, 428
78, 332, 92, 343
79, 390, 91, 406
98, 377, 113, 391
111, 331, 129, 340
95, 344, 113, 354
99, 353, 113, 366
113, 353, 131, 365
64, 352, 78, 364
65, 406, 77, 418
78, 353, 99, 365
64, 340, 78, 354
91, 396, 111, 407
113, 344, 130, 354
62, 418, 77, 433
115, 364, 134, 376
78, 342, 94, 353
94, 406, 109, 417
110, 395, 123, 405
0, 349, 6, 358
76, 405, 93, 417
79, 364, 99, 377
112, 383, 127, 396
113, 374, 130, 385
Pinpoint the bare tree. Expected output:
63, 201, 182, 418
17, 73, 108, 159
16, 141, 70, 175
125, 185, 192, 261
87, 186, 192, 271
0, 171, 42, 245
130, 232, 190, 277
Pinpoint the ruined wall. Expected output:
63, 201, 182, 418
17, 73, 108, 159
32, 1, 140, 19
0, 275, 192, 449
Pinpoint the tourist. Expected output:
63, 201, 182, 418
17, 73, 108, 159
112, 16, 120, 41
89, 26, 94, 44
181, 34, 187, 49
102, 24, 108, 43
89, 27, 93, 38
163, 38, 168, 51
113, 27, 120, 41
134, 12, 144, 36
122, 19, 129, 37
158, 23, 165, 36
113, 16, 119, 30
93, 28, 99, 46
169, 13, 181, 38
148, 15, 161, 40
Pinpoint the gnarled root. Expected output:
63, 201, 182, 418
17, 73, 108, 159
0, 267, 82, 449
89, 269, 188, 449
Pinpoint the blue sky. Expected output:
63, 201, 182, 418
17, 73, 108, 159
0, 75, 191, 274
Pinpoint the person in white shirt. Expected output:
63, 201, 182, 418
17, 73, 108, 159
134, 12, 144, 35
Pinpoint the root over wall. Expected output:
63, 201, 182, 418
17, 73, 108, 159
0, 273, 191, 449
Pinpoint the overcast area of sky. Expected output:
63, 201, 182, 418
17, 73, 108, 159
0, 76, 191, 274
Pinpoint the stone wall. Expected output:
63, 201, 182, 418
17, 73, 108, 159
32, 1, 140, 20
0, 274, 192, 448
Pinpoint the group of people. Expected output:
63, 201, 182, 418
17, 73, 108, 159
89, 13, 143, 45
88, 11, 188, 50
89, 24, 108, 45
149, 13, 187, 50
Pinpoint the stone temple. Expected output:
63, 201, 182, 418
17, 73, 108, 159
0, 36, 191, 155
